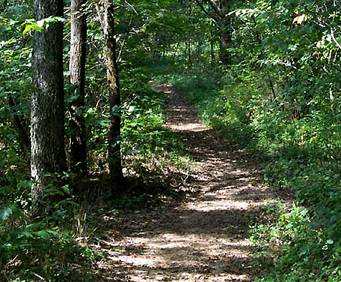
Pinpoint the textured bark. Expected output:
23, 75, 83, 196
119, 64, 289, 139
98, 0, 124, 191
69, 0, 87, 176
219, 29, 231, 65
31, 0, 66, 210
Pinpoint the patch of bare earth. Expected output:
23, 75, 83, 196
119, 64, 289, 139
95, 85, 283, 281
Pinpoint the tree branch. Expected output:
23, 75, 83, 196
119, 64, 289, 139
206, 0, 224, 18
194, 0, 219, 23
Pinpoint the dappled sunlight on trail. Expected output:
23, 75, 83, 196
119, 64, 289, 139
97, 85, 278, 281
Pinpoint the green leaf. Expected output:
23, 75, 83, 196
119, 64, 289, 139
35, 230, 58, 239
0, 207, 13, 221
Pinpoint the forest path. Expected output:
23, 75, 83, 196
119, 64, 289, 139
97, 85, 278, 281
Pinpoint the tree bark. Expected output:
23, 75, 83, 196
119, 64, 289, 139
98, 0, 124, 192
69, 0, 87, 176
219, 28, 231, 65
31, 0, 66, 211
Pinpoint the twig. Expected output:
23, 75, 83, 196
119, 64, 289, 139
330, 29, 341, 50
32, 272, 46, 281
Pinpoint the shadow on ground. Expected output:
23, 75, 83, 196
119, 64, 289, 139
89, 85, 285, 281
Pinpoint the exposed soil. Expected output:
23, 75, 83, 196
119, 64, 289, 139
94, 85, 283, 281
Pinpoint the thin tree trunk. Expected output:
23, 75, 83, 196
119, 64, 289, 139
210, 39, 215, 64
97, 0, 124, 192
69, 0, 87, 176
219, 0, 232, 65
186, 41, 192, 68
210, 25, 215, 64
8, 95, 30, 152
187, 1, 193, 68
219, 29, 231, 65
31, 0, 66, 212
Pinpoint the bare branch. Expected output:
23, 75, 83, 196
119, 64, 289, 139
331, 28, 341, 50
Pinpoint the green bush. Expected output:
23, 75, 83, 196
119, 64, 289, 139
159, 64, 341, 281
251, 205, 341, 282
0, 204, 98, 281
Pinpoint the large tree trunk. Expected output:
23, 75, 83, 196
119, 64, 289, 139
31, 0, 66, 211
69, 0, 87, 176
98, 0, 124, 192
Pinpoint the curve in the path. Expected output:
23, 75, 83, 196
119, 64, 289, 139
98, 85, 278, 282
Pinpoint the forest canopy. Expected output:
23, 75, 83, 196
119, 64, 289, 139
0, 0, 340, 281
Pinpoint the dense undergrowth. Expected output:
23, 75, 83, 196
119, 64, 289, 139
157, 65, 341, 281
0, 66, 190, 281
2, 0, 341, 280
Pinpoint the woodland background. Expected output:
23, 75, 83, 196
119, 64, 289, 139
0, 0, 340, 281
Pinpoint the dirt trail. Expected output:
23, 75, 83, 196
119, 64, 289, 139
97, 86, 278, 281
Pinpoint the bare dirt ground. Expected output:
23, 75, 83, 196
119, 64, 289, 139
95, 85, 282, 281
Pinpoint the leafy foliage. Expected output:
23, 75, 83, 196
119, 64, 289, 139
155, 0, 341, 279
1, 0, 340, 280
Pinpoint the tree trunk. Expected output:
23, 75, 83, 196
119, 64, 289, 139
69, 0, 87, 176
219, 29, 231, 65
210, 27, 215, 64
8, 95, 30, 152
186, 41, 192, 68
218, 0, 232, 65
98, 0, 124, 192
31, 0, 66, 211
